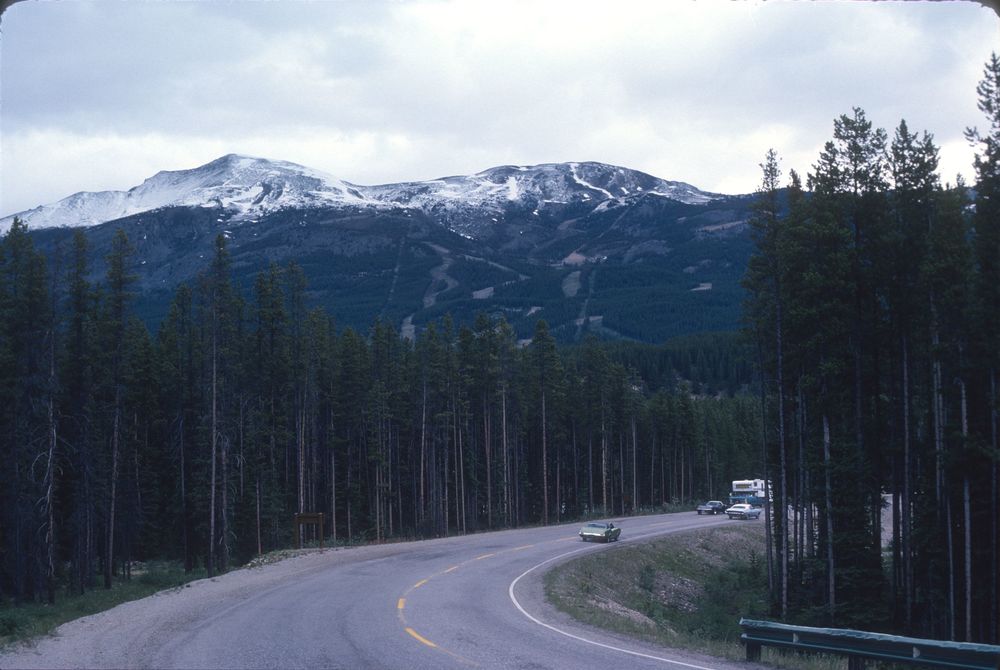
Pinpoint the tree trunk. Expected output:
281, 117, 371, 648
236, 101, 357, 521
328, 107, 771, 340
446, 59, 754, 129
330, 452, 337, 545
45, 355, 57, 605
484, 395, 491, 528
991, 368, 998, 644
256, 477, 262, 556
541, 388, 548, 525
632, 413, 638, 513
601, 410, 608, 515
298, 406, 305, 514
619, 434, 626, 516
775, 292, 789, 619
947, 496, 956, 640
420, 382, 427, 522
209, 335, 217, 579
931, 306, 944, 503
960, 374, 971, 641
756, 333, 775, 602
221, 430, 229, 571
824, 412, 835, 618
458, 403, 466, 533
105, 396, 121, 590
902, 334, 913, 630
502, 382, 510, 526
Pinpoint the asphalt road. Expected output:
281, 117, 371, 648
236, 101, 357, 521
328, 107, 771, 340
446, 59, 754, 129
2, 511, 764, 670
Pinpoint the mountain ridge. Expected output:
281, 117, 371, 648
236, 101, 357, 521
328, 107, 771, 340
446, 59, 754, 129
1, 155, 723, 236
17, 155, 755, 344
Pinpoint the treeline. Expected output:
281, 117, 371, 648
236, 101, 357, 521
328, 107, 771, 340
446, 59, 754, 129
0, 221, 763, 605
744, 55, 1000, 643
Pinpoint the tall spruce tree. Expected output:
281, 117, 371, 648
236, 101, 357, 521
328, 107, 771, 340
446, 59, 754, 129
966, 52, 1000, 642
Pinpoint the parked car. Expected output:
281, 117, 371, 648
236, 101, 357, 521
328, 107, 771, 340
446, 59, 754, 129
579, 522, 621, 542
726, 503, 761, 520
696, 500, 727, 515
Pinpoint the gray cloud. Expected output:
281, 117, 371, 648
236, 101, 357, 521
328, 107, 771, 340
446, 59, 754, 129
1, 0, 997, 216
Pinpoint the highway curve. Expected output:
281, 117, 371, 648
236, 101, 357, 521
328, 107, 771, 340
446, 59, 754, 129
1, 511, 766, 669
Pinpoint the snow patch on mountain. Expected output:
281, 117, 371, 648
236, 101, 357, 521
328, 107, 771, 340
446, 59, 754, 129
570, 162, 615, 200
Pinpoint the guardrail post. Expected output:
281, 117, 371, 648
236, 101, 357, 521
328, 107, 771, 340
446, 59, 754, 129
745, 640, 761, 662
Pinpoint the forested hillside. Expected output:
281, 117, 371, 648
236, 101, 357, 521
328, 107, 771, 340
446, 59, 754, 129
743, 55, 1000, 643
0, 220, 761, 607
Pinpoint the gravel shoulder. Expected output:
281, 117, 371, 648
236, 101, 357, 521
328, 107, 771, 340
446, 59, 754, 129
0, 543, 412, 669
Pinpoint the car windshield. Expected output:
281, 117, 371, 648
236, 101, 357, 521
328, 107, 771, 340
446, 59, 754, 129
585, 523, 606, 528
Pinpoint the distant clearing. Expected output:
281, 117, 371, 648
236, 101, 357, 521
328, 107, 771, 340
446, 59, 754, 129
562, 271, 582, 297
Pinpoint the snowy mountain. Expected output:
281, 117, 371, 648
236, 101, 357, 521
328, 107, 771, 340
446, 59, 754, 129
16, 154, 753, 343
1, 155, 722, 236
1, 154, 374, 231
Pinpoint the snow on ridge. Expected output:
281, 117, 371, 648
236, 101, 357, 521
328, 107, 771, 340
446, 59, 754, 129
1, 156, 724, 233
569, 163, 615, 200
1, 154, 390, 232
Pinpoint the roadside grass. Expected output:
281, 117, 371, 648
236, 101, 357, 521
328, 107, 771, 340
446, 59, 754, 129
544, 522, 843, 670
0, 561, 206, 648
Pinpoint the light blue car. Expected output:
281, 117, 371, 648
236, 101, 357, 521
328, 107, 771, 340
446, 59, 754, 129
726, 503, 761, 520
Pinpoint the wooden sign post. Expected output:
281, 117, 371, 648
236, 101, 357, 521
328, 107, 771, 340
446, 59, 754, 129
293, 512, 324, 549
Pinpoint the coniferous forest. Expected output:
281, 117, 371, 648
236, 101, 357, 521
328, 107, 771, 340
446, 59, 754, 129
1, 53, 998, 647
0, 217, 760, 602
744, 55, 1000, 642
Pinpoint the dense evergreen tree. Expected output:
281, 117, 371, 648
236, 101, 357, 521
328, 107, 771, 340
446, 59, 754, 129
966, 52, 1000, 642
740, 56, 1000, 642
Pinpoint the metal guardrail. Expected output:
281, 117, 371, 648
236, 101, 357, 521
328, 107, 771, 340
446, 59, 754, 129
739, 618, 1000, 670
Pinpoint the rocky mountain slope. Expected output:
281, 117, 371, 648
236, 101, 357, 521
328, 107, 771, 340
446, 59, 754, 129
15, 155, 755, 343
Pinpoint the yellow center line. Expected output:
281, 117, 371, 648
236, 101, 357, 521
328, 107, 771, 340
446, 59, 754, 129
474, 552, 495, 560
512, 544, 534, 551
405, 627, 437, 648
397, 598, 406, 610
413, 578, 428, 589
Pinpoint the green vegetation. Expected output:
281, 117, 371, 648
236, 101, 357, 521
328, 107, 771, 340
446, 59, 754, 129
0, 562, 205, 647
545, 525, 840, 670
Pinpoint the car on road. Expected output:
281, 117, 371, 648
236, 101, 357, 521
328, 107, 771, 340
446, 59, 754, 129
579, 522, 621, 542
726, 503, 761, 520
696, 500, 727, 515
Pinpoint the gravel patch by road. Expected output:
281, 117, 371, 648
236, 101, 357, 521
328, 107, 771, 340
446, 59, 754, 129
0, 543, 412, 669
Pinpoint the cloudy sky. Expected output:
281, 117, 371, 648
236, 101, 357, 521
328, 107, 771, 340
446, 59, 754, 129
1, 0, 997, 216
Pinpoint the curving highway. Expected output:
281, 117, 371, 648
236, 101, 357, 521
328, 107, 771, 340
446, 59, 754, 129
2, 511, 764, 669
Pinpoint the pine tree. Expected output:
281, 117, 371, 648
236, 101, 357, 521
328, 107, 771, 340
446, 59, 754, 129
529, 320, 561, 524
100, 229, 136, 589
966, 52, 1000, 642
62, 230, 98, 592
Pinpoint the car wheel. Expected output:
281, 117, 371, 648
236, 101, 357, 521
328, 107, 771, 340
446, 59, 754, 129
697, 510, 702, 515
